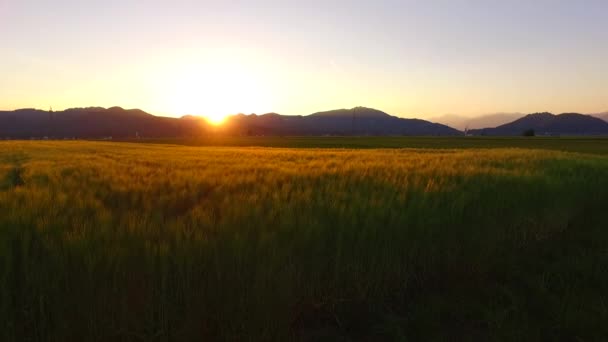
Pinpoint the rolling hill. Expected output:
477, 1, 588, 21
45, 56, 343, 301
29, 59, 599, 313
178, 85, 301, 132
223, 107, 461, 136
0, 107, 208, 139
469, 112, 608, 136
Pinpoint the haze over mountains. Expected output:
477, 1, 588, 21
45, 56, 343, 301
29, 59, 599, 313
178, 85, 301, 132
1, 106, 608, 139
593, 112, 608, 122
430, 113, 524, 131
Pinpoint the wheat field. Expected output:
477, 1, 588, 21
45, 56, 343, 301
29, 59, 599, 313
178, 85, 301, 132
2, 141, 608, 341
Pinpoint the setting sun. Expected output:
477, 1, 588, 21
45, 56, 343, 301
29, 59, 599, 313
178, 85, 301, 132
159, 58, 274, 123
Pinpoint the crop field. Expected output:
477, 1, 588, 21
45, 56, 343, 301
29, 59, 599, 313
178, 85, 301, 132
2, 139, 608, 341
127, 136, 608, 155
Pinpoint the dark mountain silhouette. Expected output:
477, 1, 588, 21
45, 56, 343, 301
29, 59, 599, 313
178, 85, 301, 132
0, 107, 208, 138
5, 106, 607, 138
0, 106, 460, 138
222, 107, 461, 136
430, 113, 523, 130
469, 112, 608, 136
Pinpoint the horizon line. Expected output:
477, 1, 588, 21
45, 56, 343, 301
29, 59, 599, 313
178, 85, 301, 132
2, 105, 607, 119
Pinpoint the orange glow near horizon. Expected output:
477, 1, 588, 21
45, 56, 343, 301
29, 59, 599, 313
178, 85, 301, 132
155, 54, 275, 123
205, 114, 226, 126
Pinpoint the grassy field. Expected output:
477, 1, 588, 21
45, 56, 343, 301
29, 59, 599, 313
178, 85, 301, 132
2, 139, 608, 341
123, 136, 608, 155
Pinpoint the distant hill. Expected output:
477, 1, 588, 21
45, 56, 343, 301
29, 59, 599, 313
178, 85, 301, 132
430, 113, 523, 130
222, 107, 461, 136
0, 107, 208, 138
469, 112, 608, 136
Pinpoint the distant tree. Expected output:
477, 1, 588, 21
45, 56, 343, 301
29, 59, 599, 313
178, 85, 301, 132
522, 129, 535, 137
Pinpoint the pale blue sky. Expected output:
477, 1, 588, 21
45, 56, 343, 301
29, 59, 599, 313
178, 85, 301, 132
1, 0, 607, 119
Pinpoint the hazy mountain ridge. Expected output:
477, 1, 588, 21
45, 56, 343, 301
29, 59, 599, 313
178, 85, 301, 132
592, 112, 608, 122
2, 107, 608, 138
0, 106, 461, 138
469, 112, 608, 136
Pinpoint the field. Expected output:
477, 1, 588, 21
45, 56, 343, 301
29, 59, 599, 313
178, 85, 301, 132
2, 138, 608, 341
123, 136, 608, 155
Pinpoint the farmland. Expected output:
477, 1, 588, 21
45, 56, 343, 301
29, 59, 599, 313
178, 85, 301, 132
2, 139, 608, 341
126, 136, 608, 155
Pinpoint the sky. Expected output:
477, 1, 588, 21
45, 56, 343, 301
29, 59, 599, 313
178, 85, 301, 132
1, 0, 607, 121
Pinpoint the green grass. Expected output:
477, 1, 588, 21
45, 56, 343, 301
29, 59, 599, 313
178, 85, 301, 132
1, 139, 608, 341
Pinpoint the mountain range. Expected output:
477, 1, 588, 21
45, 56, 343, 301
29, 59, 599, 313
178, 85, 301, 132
2, 106, 608, 138
0, 106, 460, 138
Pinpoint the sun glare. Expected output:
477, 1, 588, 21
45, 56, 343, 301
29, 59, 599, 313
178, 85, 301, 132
205, 113, 226, 125
161, 60, 273, 124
